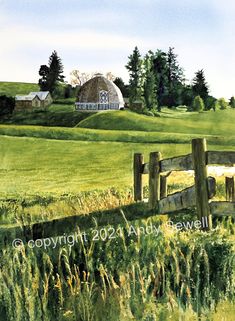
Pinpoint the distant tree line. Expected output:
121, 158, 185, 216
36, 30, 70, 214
35, 48, 235, 113
122, 46, 235, 114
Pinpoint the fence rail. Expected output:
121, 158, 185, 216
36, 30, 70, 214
134, 138, 235, 230
1, 138, 235, 248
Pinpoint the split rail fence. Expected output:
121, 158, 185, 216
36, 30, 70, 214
1, 138, 235, 247
134, 138, 235, 230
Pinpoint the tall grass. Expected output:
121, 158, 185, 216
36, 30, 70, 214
1, 188, 235, 320
1, 216, 235, 321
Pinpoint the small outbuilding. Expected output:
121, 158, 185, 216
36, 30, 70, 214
29, 91, 53, 108
15, 94, 41, 111
75, 73, 125, 112
15, 91, 52, 112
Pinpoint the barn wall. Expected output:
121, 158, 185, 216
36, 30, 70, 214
15, 97, 41, 112
15, 101, 33, 112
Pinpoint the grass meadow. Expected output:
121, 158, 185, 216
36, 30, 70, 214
0, 81, 39, 96
0, 94, 235, 320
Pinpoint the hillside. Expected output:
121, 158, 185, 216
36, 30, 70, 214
77, 108, 235, 137
1, 123, 235, 146
0, 81, 39, 96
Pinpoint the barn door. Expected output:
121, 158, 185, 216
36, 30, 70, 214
99, 90, 109, 103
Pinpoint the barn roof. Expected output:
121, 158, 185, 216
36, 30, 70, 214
15, 95, 40, 101
77, 74, 124, 107
29, 91, 50, 100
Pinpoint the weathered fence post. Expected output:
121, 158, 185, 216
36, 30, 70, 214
225, 177, 235, 202
134, 153, 144, 201
160, 175, 167, 199
192, 138, 212, 230
149, 152, 162, 209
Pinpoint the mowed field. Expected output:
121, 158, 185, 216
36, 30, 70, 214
0, 108, 235, 197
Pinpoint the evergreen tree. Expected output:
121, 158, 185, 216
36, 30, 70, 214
181, 84, 194, 107
126, 46, 142, 108
166, 47, 184, 107
142, 52, 157, 110
229, 96, 235, 108
152, 50, 168, 111
38, 50, 65, 94
192, 69, 209, 101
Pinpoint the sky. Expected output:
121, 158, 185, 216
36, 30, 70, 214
0, 0, 235, 99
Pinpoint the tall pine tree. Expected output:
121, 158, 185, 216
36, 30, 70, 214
152, 50, 168, 111
192, 69, 209, 100
38, 50, 65, 94
126, 46, 142, 108
166, 47, 185, 107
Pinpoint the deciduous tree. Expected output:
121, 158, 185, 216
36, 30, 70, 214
142, 52, 157, 110
192, 95, 204, 112
113, 77, 129, 98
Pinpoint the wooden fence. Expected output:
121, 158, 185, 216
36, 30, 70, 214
134, 138, 235, 230
1, 138, 235, 247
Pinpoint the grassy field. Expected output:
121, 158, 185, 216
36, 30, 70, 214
0, 81, 39, 96
0, 134, 234, 198
1, 107, 235, 144
0, 107, 235, 197
1, 90, 235, 320
1, 123, 235, 145
0, 135, 190, 197
78, 108, 235, 137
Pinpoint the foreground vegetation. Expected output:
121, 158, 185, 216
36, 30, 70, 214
1, 195, 235, 320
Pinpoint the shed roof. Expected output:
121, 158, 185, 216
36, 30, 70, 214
15, 95, 40, 101
29, 91, 50, 100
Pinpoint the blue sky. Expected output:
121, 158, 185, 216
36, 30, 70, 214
0, 0, 234, 98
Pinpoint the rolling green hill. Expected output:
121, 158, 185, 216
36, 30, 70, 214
77, 109, 235, 137
0, 81, 39, 96
0, 123, 235, 146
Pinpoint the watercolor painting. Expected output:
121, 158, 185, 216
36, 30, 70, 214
0, 1, 235, 320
